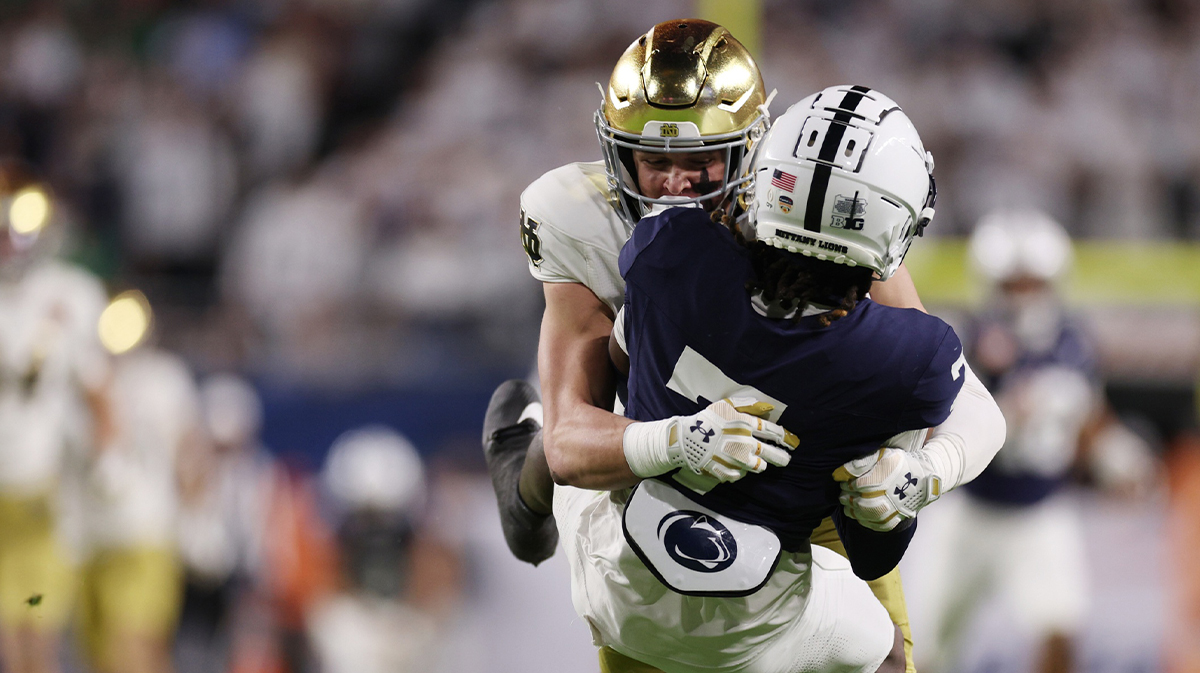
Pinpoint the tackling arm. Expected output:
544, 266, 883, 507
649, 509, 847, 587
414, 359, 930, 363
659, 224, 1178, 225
541, 283, 796, 491
539, 282, 638, 489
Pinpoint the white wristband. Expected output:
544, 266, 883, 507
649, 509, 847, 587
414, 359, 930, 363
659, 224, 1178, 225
623, 418, 681, 478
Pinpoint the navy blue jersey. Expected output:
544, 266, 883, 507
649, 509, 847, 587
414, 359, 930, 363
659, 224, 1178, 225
963, 314, 1097, 506
620, 207, 965, 554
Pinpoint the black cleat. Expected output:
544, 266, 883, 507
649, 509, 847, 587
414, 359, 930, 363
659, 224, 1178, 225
482, 379, 558, 566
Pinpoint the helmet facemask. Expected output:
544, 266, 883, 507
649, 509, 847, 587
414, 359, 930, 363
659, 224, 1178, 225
595, 20, 769, 227
595, 110, 768, 224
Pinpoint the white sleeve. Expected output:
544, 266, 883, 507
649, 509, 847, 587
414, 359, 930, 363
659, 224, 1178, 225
919, 363, 1007, 491
612, 307, 627, 355
521, 206, 591, 285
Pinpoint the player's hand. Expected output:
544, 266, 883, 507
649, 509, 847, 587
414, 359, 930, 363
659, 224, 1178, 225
675, 397, 797, 480
834, 446, 942, 531
624, 398, 799, 492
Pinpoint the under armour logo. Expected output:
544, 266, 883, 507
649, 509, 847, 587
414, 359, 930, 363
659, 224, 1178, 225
893, 472, 918, 500
690, 421, 716, 443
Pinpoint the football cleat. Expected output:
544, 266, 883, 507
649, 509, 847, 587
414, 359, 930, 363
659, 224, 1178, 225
482, 379, 557, 566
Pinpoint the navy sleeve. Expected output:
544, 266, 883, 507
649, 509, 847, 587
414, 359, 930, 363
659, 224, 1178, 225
1057, 321, 1099, 381
832, 508, 917, 581
907, 326, 966, 428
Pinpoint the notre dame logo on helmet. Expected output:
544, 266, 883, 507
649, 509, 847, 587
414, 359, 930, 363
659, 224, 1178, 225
520, 210, 543, 267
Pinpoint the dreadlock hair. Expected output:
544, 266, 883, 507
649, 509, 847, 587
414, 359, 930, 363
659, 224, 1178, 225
714, 210, 875, 328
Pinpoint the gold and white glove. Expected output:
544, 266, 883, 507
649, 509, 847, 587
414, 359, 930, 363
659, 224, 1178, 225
836, 362, 1009, 531
624, 398, 799, 493
835, 446, 943, 532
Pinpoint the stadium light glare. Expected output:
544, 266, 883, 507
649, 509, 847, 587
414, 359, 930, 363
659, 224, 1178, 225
8, 187, 51, 235
98, 290, 153, 355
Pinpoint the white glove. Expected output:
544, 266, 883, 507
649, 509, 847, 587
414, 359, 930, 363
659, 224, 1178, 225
624, 398, 799, 493
835, 446, 943, 532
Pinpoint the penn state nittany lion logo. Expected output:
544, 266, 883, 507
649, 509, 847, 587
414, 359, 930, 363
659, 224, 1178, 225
657, 510, 737, 573
831, 194, 867, 230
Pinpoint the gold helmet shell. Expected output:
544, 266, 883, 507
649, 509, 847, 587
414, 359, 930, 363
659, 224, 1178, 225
603, 19, 765, 136
595, 19, 770, 225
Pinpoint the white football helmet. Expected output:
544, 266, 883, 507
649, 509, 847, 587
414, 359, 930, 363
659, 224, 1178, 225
747, 85, 935, 281
969, 209, 1072, 283
323, 425, 425, 516
200, 373, 264, 448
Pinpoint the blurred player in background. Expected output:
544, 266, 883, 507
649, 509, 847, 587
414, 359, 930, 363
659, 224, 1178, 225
80, 290, 203, 673
176, 373, 274, 673
307, 426, 451, 673
483, 20, 931, 672
911, 210, 1155, 673
0, 160, 110, 673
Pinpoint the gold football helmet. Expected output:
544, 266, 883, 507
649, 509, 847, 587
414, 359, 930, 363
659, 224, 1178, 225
595, 19, 769, 225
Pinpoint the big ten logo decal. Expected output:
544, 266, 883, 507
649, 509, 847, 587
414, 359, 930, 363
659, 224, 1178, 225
831, 194, 867, 231
659, 123, 680, 138
520, 210, 543, 267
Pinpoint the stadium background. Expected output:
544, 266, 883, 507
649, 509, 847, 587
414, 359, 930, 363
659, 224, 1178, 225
1, 0, 1198, 671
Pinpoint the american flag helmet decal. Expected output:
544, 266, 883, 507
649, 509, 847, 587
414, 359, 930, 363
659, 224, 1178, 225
771, 169, 797, 192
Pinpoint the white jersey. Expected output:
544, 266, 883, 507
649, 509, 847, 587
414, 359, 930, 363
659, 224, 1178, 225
520, 161, 633, 315
85, 348, 199, 549
554, 486, 893, 673
0, 260, 109, 494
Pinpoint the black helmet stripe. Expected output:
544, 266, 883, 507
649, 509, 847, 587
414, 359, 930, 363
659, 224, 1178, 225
802, 85, 870, 232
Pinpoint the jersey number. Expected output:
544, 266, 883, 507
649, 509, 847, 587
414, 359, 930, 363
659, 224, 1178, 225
520, 210, 543, 267
666, 346, 789, 422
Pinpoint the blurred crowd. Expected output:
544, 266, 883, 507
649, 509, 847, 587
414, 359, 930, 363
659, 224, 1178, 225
1, 0, 1196, 384
1, 0, 1199, 672
757, 0, 1200, 242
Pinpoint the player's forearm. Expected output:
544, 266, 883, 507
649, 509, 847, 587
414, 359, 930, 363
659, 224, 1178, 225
543, 401, 638, 489
832, 508, 917, 581
539, 282, 639, 490
922, 363, 1006, 489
